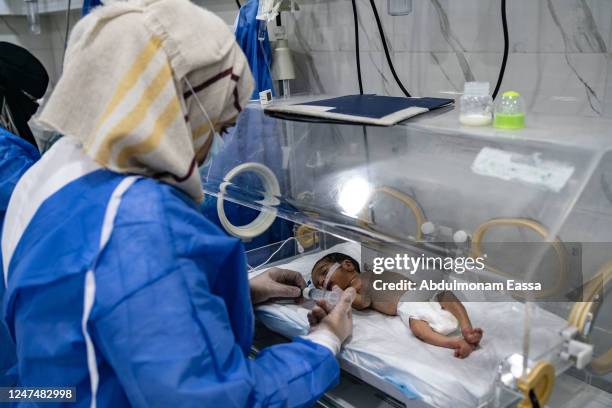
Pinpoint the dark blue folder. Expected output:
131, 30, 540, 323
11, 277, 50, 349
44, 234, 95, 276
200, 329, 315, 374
265, 94, 454, 126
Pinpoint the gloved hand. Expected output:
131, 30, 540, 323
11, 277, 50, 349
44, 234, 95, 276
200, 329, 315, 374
249, 267, 307, 305
305, 287, 356, 353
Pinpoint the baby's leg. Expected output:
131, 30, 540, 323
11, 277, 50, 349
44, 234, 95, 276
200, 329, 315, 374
408, 319, 473, 358
437, 291, 483, 346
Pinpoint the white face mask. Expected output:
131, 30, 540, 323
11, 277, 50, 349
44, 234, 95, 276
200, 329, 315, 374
184, 78, 224, 168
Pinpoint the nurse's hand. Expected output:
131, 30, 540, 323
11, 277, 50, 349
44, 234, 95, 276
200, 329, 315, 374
249, 267, 307, 305
307, 287, 356, 344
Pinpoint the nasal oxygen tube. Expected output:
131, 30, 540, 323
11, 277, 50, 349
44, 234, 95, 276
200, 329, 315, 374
302, 262, 342, 305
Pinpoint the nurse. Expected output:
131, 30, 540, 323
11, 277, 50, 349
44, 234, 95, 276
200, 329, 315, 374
0, 42, 48, 386
0, 130, 39, 387
2, 1, 354, 407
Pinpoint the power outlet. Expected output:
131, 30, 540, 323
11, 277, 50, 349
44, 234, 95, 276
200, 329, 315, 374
388, 0, 412, 16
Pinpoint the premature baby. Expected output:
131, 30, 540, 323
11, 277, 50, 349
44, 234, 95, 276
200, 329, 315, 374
310, 252, 483, 358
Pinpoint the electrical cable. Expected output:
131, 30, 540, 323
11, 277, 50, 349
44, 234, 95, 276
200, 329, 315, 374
62, 0, 73, 66
248, 237, 300, 272
600, 172, 612, 206
529, 389, 541, 408
492, 0, 509, 100
350, 0, 363, 94
369, 0, 411, 97
351, 0, 367, 186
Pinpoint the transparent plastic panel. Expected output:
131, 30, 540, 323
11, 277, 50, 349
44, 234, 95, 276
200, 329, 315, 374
536, 150, 612, 398
203, 102, 611, 406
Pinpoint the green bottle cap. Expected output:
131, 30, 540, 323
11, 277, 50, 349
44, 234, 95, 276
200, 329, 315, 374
502, 90, 520, 98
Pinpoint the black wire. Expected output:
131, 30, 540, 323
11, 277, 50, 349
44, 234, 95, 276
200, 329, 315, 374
492, 0, 508, 100
369, 0, 411, 97
351, 0, 363, 94
528, 389, 541, 408
62, 0, 72, 68
601, 173, 612, 206
235, 0, 241, 9
63, 0, 72, 51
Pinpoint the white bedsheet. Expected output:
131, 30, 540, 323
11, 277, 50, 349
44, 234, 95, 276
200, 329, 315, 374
254, 242, 568, 408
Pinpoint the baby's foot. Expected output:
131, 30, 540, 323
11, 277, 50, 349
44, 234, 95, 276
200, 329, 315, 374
462, 327, 483, 347
451, 338, 474, 359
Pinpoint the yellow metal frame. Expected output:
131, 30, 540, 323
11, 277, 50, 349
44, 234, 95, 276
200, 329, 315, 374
567, 260, 612, 375
295, 224, 319, 250
591, 349, 612, 375
471, 218, 569, 299
357, 186, 426, 241
517, 361, 555, 408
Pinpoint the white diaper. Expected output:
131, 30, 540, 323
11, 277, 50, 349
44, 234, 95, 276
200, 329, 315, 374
397, 300, 459, 335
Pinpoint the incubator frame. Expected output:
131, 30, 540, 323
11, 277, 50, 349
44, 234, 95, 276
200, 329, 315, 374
205, 102, 612, 408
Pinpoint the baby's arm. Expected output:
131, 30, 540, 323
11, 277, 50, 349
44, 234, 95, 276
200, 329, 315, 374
409, 319, 473, 358
437, 291, 471, 328
437, 291, 483, 346
351, 292, 371, 310
265, 266, 298, 276
349, 277, 371, 310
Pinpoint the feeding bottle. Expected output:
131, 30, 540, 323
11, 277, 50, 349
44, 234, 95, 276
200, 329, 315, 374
459, 82, 493, 126
302, 287, 341, 306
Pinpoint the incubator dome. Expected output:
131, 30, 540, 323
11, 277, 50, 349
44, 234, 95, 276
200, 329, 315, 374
211, 100, 612, 408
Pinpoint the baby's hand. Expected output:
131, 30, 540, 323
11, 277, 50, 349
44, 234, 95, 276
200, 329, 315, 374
462, 327, 483, 347
452, 338, 474, 359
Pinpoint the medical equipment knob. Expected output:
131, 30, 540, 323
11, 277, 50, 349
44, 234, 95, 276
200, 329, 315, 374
421, 221, 437, 236
453, 230, 469, 244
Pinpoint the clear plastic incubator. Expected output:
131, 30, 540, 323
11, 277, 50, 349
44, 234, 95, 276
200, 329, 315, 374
200, 98, 612, 408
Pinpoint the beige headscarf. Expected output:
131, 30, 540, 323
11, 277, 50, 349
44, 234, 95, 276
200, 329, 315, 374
37, 0, 254, 201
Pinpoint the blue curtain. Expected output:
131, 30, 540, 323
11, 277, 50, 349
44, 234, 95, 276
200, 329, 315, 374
235, 0, 274, 99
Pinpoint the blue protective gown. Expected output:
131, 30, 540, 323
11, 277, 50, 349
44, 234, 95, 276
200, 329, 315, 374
0, 128, 40, 387
3, 137, 338, 407
81, 0, 102, 16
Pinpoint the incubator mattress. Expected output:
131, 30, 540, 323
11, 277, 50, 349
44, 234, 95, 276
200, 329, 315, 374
254, 243, 569, 408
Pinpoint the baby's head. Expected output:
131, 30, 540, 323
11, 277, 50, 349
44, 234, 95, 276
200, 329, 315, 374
311, 252, 360, 290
